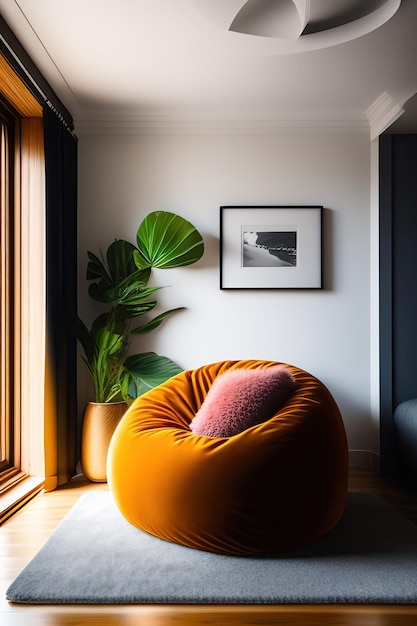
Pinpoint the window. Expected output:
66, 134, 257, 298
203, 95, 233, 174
0, 53, 45, 521
0, 98, 19, 491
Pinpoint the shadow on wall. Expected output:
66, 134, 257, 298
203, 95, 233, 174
198, 233, 219, 269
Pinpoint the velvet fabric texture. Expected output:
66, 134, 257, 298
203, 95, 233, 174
190, 365, 296, 437
107, 360, 349, 556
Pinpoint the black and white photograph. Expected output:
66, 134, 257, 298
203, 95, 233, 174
242, 230, 297, 268
220, 206, 322, 289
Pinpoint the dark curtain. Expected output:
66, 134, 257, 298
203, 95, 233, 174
43, 105, 78, 489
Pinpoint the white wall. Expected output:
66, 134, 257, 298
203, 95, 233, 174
77, 130, 374, 454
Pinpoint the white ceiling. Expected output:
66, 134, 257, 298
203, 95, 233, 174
1, 0, 417, 132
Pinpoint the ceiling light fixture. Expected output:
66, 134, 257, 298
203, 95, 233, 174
230, 0, 310, 39
192, 0, 401, 52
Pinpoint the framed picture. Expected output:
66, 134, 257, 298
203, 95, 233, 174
220, 206, 322, 289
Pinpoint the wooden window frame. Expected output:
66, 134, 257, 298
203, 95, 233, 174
0, 54, 45, 522
0, 100, 19, 488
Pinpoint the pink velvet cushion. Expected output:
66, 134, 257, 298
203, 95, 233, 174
189, 365, 296, 437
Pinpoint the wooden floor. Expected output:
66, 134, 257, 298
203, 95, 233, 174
1, 470, 417, 625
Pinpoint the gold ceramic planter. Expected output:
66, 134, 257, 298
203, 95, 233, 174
81, 401, 127, 482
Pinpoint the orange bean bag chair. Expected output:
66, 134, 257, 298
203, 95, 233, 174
107, 360, 348, 556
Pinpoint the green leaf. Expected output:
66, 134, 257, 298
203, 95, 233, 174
124, 352, 183, 397
86, 250, 110, 282
135, 211, 204, 269
92, 325, 125, 358
77, 317, 93, 363
91, 311, 113, 332
87, 239, 152, 304
106, 239, 138, 283
88, 278, 159, 306
131, 307, 185, 335
91, 329, 126, 403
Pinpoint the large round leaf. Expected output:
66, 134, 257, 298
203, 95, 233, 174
124, 352, 183, 397
135, 211, 204, 269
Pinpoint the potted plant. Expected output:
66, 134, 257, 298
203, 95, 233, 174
78, 210, 204, 481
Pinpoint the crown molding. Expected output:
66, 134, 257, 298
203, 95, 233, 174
74, 112, 369, 136
366, 92, 404, 141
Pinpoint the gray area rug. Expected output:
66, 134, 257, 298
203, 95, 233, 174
6, 491, 417, 605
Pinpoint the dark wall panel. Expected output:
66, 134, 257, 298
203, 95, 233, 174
380, 134, 417, 475
391, 136, 417, 406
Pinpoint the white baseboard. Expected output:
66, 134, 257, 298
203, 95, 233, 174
349, 449, 380, 471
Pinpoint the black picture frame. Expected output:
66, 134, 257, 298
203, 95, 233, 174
220, 206, 322, 289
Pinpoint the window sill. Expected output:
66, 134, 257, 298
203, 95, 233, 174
0, 476, 44, 524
